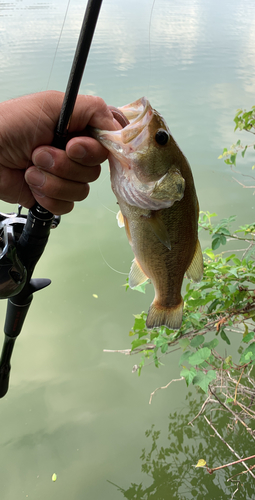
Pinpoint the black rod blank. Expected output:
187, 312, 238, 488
52, 0, 103, 148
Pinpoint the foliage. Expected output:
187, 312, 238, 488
218, 106, 255, 170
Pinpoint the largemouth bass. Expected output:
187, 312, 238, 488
93, 97, 203, 330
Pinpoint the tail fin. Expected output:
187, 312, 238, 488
146, 298, 184, 330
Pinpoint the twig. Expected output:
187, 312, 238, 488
103, 348, 131, 355
234, 400, 255, 419
208, 454, 255, 473
204, 416, 255, 479
149, 377, 184, 405
242, 241, 255, 259
209, 387, 255, 438
188, 396, 218, 426
228, 464, 255, 481
234, 367, 245, 404
232, 177, 255, 189
226, 372, 255, 397
230, 482, 240, 500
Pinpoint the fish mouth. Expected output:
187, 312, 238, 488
93, 97, 153, 163
92, 97, 184, 210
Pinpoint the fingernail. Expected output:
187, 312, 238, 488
33, 150, 54, 169
26, 167, 46, 187
68, 144, 86, 160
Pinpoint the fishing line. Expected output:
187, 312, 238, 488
95, 190, 129, 275
95, 168, 118, 215
147, 0, 157, 98
95, 169, 129, 275
16, 0, 72, 206
97, 242, 129, 276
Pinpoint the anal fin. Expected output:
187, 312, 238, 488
129, 258, 149, 289
186, 239, 203, 283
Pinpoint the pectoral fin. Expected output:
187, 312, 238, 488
145, 212, 171, 251
116, 210, 125, 228
186, 240, 203, 283
129, 258, 149, 289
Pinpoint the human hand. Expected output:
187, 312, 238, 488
0, 91, 117, 214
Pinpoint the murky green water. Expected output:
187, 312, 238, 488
0, 0, 255, 498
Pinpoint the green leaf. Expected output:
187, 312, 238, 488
228, 267, 239, 277
220, 329, 231, 345
190, 335, 205, 348
219, 228, 231, 236
226, 398, 234, 404
179, 350, 192, 366
131, 281, 148, 294
161, 342, 168, 354
212, 237, 221, 250
133, 316, 146, 331
241, 145, 248, 158
189, 347, 212, 366
204, 248, 215, 259
232, 257, 241, 265
192, 370, 217, 393
207, 299, 220, 313
243, 330, 255, 344
178, 338, 190, 349
131, 338, 148, 350
203, 338, 219, 349
240, 342, 255, 364
180, 367, 197, 386
224, 355, 233, 367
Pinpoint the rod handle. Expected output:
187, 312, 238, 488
0, 336, 16, 398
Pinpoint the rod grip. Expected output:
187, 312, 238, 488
0, 336, 16, 398
4, 295, 33, 337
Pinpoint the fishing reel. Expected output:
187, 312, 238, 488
0, 206, 60, 300
0, 205, 60, 398
0, 208, 28, 299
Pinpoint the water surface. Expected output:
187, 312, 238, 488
0, 1, 255, 498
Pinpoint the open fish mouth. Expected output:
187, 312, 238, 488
93, 97, 185, 211
94, 97, 153, 162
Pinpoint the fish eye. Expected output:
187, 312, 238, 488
155, 129, 169, 146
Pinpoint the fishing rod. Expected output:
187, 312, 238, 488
0, 0, 103, 398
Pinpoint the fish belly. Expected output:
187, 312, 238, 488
118, 197, 197, 330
